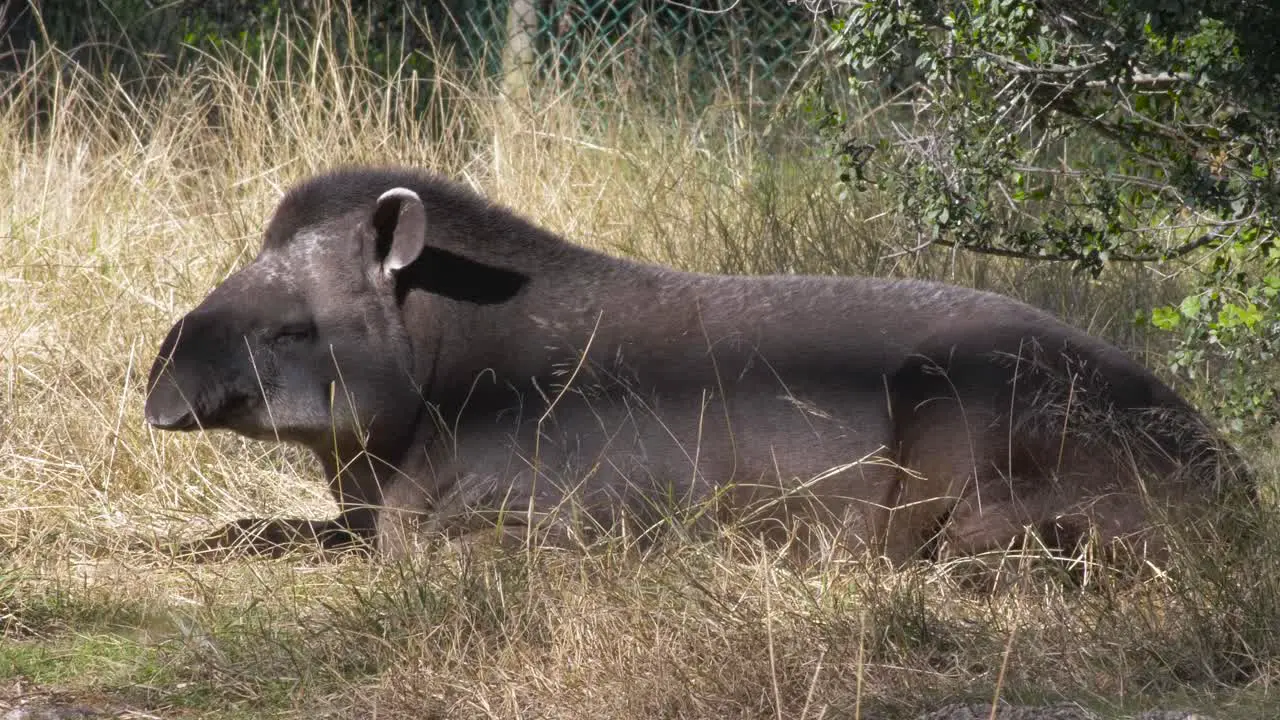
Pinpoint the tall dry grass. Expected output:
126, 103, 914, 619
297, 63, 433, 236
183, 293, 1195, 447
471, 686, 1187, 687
1, 15, 1278, 720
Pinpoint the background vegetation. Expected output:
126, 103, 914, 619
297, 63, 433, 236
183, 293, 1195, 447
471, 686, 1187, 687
820, 0, 1280, 431
1, 1, 1277, 718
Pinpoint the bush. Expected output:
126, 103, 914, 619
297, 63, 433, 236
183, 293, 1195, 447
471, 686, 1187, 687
818, 0, 1280, 432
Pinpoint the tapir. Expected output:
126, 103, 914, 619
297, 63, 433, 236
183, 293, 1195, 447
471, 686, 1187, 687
143, 166, 1253, 564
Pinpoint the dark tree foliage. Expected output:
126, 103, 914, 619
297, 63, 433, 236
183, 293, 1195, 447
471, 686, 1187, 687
1, 1, 482, 78
821, 0, 1280, 430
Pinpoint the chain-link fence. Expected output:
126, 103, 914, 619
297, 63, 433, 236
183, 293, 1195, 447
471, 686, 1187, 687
3, 1, 829, 102
450, 0, 826, 98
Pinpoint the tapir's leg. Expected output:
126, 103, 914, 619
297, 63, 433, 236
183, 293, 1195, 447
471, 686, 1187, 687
886, 415, 1116, 566
324, 460, 384, 548
939, 476, 1169, 569
374, 473, 432, 559
375, 471, 552, 558
174, 516, 373, 560
877, 398, 999, 565
173, 461, 383, 561
897, 416, 1170, 572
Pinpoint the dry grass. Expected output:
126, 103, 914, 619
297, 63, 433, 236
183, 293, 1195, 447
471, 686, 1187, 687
2, 17, 1278, 720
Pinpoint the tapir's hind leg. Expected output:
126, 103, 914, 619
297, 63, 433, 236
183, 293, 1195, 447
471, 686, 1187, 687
877, 398, 1001, 565
936, 481, 1168, 572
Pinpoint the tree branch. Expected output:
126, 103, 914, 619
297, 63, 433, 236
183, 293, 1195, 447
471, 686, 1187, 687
892, 231, 1223, 264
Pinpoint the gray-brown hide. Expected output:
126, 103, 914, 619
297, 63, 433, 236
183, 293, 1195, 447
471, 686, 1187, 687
144, 166, 1252, 564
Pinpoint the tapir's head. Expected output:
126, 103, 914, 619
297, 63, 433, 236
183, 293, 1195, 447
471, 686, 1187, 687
143, 168, 526, 449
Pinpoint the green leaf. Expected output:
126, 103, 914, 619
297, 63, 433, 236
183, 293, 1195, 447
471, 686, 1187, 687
1179, 294, 1202, 320
1151, 305, 1181, 329
1216, 303, 1263, 330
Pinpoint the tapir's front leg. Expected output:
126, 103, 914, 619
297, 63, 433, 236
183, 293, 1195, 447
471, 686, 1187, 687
173, 516, 373, 560
173, 461, 383, 561
375, 473, 432, 560
324, 458, 384, 549
377, 471, 560, 561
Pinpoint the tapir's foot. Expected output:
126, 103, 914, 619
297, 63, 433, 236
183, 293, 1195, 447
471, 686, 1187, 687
172, 517, 375, 561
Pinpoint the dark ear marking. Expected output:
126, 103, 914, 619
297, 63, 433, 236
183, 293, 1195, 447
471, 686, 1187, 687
396, 247, 529, 305
372, 187, 427, 275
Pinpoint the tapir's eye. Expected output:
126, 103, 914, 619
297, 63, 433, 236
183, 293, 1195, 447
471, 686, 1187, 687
271, 322, 316, 344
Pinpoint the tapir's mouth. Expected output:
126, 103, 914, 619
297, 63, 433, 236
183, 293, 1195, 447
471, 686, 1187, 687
144, 395, 199, 431
145, 386, 256, 433
144, 370, 234, 432
147, 409, 199, 431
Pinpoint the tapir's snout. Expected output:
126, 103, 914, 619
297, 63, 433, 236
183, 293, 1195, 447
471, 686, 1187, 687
144, 370, 199, 430
144, 316, 203, 431
143, 305, 257, 434
141, 275, 321, 440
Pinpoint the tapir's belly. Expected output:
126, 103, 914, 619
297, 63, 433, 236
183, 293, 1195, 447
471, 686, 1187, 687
436, 384, 899, 528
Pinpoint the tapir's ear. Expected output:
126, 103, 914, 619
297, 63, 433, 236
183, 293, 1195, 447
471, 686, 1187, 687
372, 187, 427, 275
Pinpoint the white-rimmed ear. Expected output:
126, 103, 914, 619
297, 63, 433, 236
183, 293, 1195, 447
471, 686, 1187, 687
372, 187, 427, 276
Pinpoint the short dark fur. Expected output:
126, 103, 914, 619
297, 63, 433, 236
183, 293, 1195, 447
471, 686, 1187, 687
144, 165, 1255, 565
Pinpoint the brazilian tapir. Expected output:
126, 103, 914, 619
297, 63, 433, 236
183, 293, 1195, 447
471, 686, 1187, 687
143, 166, 1253, 564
